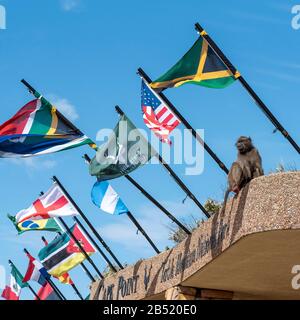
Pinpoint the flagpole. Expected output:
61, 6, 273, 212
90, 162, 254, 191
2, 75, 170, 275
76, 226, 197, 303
8, 259, 40, 300
72, 216, 118, 272
52, 176, 124, 270
137, 68, 229, 174
23, 248, 66, 300
41, 237, 84, 300
57, 217, 104, 280
70, 283, 84, 301
194, 22, 300, 155
79, 261, 96, 282
83, 154, 191, 235
115, 105, 210, 218
82, 155, 161, 253
126, 212, 160, 254
125, 175, 191, 235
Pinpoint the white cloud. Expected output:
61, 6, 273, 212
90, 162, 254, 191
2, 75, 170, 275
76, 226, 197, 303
47, 95, 79, 121
60, 0, 81, 12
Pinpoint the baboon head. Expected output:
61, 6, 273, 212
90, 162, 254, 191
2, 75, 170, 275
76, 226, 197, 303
235, 136, 253, 154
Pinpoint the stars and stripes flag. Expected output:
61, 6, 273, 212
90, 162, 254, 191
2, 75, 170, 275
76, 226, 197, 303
141, 79, 180, 144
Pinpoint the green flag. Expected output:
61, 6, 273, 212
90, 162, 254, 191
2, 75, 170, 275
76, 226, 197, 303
89, 114, 155, 181
11, 264, 29, 289
151, 37, 239, 90
8, 214, 61, 235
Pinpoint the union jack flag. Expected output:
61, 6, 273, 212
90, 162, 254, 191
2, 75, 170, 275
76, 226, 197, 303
141, 80, 180, 144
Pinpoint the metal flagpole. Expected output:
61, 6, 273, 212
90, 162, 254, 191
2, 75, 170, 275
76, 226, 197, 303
41, 236, 84, 300
57, 217, 104, 280
194, 22, 300, 155
84, 154, 191, 236
78, 261, 96, 283
126, 212, 160, 254
124, 175, 191, 235
52, 176, 124, 270
23, 248, 66, 300
8, 259, 40, 300
137, 68, 229, 174
115, 105, 210, 218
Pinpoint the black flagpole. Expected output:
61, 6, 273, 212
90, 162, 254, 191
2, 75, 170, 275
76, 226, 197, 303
8, 259, 40, 300
23, 248, 66, 300
41, 236, 84, 300
115, 105, 210, 218
137, 68, 229, 174
84, 154, 191, 235
124, 175, 191, 235
126, 211, 160, 254
72, 216, 118, 272
78, 261, 95, 282
194, 22, 300, 155
57, 217, 104, 280
52, 176, 124, 270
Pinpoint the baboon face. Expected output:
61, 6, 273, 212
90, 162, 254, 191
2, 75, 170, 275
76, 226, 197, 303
235, 136, 253, 154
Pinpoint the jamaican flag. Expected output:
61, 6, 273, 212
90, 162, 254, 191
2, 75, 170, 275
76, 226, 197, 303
151, 37, 239, 90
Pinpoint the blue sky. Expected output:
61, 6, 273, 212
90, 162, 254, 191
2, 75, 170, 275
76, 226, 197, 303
0, 0, 299, 300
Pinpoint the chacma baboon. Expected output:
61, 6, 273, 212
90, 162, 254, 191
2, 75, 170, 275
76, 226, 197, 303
222, 136, 264, 212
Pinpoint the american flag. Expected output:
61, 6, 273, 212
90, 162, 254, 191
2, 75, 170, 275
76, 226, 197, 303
141, 80, 180, 144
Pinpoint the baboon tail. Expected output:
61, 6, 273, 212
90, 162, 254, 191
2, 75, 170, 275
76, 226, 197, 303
221, 189, 230, 215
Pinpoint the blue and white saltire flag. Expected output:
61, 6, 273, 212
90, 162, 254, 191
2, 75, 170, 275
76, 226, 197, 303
91, 181, 129, 215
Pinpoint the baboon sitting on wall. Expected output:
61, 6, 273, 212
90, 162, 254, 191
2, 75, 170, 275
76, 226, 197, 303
222, 136, 264, 211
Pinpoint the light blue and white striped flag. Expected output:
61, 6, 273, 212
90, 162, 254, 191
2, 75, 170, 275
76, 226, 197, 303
91, 181, 129, 215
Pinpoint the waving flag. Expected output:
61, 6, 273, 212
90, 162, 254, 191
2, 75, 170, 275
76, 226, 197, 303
1, 265, 28, 300
0, 98, 93, 158
150, 37, 238, 90
23, 253, 50, 286
15, 183, 78, 223
89, 114, 155, 181
141, 80, 180, 144
8, 215, 61, 234
39, 224, 96, 277
91, 181, 129, 215
41, 236, 74, 285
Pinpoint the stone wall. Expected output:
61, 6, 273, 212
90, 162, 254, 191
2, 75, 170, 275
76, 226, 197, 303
90, 172, 300, 300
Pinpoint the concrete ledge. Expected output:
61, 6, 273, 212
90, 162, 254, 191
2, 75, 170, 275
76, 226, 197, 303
90, 172, 300, 300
